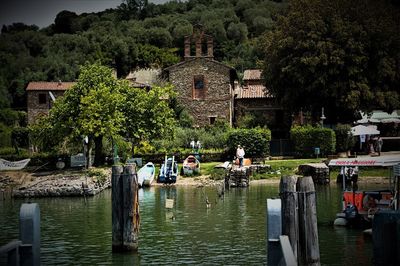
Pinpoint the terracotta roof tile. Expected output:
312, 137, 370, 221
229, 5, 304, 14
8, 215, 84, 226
236, 85, 272, 99
243, 69, 263, 81
26, 82, 75, 91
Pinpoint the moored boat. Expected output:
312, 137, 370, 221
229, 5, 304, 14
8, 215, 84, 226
138, 162, 155, 187
182, 155, 200, 175
158, 156, 178, 184
329, 155, 400, 227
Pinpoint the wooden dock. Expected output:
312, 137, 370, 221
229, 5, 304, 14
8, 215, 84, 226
225, 165, 250, 188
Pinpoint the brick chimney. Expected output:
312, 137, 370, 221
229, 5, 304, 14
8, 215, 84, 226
184, 36, 191, 60
207, 37, 213, 58
183, 24, 214, 60
195, 37, 202, 57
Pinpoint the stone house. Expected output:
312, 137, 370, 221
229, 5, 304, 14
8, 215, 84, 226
125, 68, 161, 90
26, 71, 155, 125
235, 69, 287, 138
163, 27, 237, 127
26, 81, 75, 124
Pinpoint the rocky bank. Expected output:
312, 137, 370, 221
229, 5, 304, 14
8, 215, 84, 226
0, 169, 111, 198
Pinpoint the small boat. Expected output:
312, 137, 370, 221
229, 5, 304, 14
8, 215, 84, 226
329, 156, 400, 227
138, 162, 155, 187
158, 156, 178, 184
182, 155, 200, 175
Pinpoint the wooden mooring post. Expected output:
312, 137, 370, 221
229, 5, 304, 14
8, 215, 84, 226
372, 210, 400, 266
112, 164, 140, 252
280, 175, 299, 259
297, 176, 320, 266
268, 175, 320, 265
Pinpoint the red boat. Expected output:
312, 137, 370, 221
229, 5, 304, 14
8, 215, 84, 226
182, 155, 200, 175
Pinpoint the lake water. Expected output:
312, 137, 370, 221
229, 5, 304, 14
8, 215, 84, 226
0, 182, 379, 265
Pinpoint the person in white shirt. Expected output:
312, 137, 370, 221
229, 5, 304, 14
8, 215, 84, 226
236, 145, 245, 167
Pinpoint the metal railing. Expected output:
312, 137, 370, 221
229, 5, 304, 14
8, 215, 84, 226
0, 203, 40, 266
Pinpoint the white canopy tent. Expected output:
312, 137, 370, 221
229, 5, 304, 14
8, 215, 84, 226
356, 110, 400, 124
351, 125, 380, 136
328, 155, 400, 167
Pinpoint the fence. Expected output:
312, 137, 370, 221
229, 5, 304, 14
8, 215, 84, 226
270, 139, 294, 157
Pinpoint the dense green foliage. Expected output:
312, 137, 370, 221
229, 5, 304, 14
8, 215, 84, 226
11, 127, 29, 148
29, 63, 177, 164
227, 127, 271, 158
0, 0, 287, 112
121, 84, 177, 154
154, 121, 229, 152
290, 126, 335, 157
262, 0, 400, 123
0, 123, 12, 148
334, 124, 355, 152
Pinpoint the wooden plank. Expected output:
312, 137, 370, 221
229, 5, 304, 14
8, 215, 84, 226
297, 176, 320, 266
280, 235, 298, 266
280, 175, 299, 259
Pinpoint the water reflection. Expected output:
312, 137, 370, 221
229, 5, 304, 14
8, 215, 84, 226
0, 183, 380, 265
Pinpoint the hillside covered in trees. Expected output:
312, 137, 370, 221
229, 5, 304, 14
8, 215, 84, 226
0, 0, 288, 111
0, 0, 399, 130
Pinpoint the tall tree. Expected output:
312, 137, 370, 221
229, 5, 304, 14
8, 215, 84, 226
121, 85, 177, 155
48, 62, 126, 166
262, 0, 400, 123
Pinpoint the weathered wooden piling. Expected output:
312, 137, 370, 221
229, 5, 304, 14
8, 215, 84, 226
372, 210, 400, 266
297, 176, 320, 266
225, 167, 250, 188
280, 175, 299, 259
112, 165, 123, 250
112, 165, 139, 252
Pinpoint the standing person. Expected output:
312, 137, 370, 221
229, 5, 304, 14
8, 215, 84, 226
368, 137, 375, 154
236, 145, 245, 167
376, 136, 383, 156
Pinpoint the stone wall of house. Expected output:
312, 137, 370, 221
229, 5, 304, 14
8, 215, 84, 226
168, 58, 234, 126
27, 90, 65, 124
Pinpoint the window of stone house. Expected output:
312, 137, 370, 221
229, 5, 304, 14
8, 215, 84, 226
193, 75, 206, 99
38, 93, 47, 104
209, 116, 216, 125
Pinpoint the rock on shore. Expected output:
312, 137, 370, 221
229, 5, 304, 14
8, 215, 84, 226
2, 169, 111, 198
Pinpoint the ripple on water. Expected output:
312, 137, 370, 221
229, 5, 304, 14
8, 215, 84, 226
0, 184, 377, 265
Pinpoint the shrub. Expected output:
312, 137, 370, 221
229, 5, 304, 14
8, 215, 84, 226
226, 127, 271, 158
334, 124, 355, 152
0, 123, 12, 148
210, 168, 226, 180
154, 126, 228, 152
87, 168, 108, 185
0, 147, 29, 157
290, 126, 336, 157
11, 127, 29, 148
0, 109, 27, 127
0, 109, 19, 126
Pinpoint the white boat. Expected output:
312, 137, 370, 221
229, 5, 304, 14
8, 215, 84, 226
158, 156, 178, 184
0, 158, 30, 171
138, 162, 155, 187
